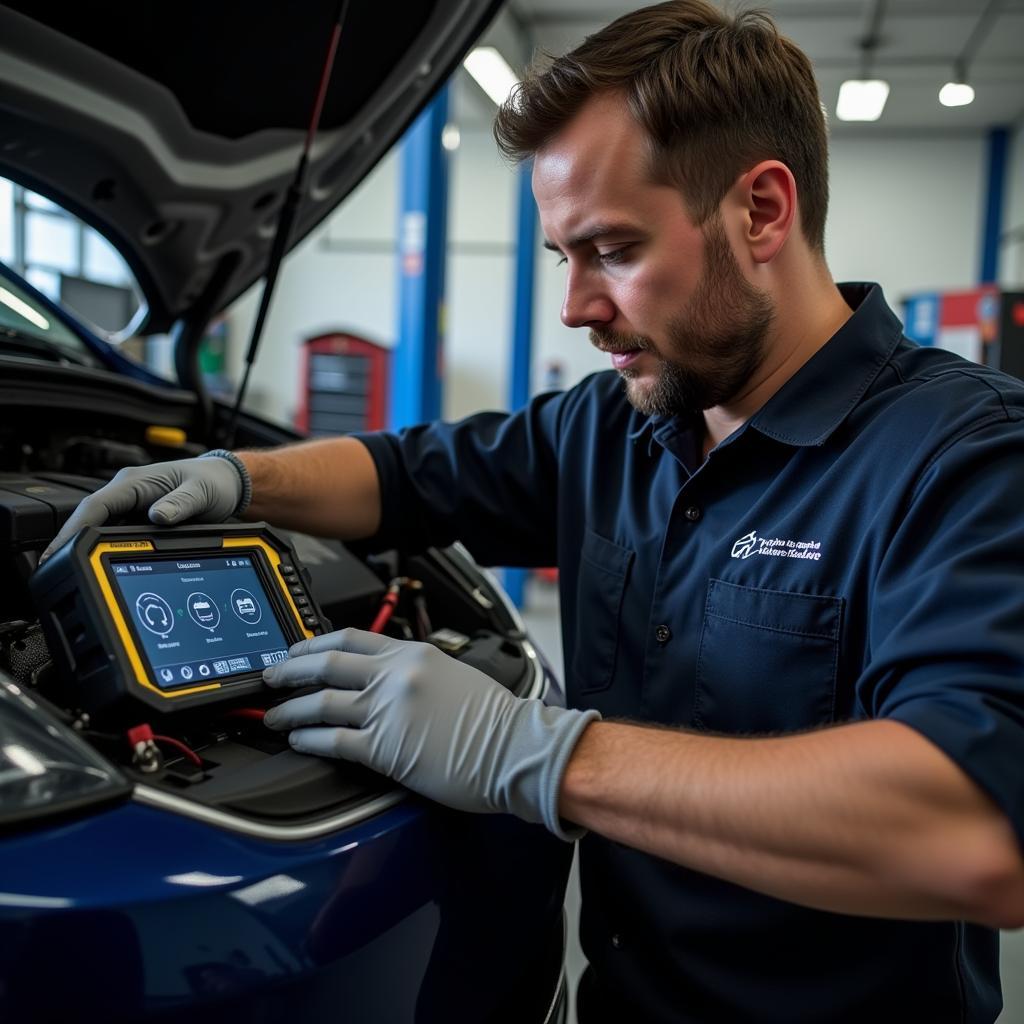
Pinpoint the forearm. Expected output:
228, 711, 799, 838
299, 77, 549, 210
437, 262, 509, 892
560, 718, 1024, 926
237, 437, 382, 539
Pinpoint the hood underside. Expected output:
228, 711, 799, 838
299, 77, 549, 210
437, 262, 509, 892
0, 0, 503, 333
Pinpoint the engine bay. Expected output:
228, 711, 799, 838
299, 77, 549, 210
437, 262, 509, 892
0, 375, 542, 837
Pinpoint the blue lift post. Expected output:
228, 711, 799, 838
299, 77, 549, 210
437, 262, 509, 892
504, 160, 538, 609
391, 85, 451, 430
980, 126, 1009, 285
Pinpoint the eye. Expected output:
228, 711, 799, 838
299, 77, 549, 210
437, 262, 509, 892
555, 255, 567, 267
597, 245, 633, 266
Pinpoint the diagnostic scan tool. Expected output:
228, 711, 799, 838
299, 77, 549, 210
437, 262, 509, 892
31, 524, 330, 719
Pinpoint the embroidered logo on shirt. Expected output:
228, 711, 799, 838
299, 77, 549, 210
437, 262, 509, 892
731, 530, 822, 561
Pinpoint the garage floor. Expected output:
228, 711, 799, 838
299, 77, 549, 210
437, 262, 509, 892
519, 579, 1024, 1024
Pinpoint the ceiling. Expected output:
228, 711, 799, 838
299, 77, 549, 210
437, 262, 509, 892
459, 0, 1024, 133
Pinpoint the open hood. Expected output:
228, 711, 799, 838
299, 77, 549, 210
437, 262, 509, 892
0, 1, 503, 333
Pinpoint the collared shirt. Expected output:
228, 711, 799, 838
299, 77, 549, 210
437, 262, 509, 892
358, 284, 1024, 1023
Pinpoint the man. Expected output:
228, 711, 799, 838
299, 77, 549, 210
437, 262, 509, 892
44, 2, 1024, 1020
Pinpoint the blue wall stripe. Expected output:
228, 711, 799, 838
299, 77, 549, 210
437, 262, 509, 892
391, 86, 450, 430
505, 160, 538, 609
980, 126, 1009, 284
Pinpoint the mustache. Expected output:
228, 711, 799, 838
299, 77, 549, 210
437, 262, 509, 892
589, 328, 654, 354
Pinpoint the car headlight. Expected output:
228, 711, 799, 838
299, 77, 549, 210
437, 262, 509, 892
0, 671, 129, 828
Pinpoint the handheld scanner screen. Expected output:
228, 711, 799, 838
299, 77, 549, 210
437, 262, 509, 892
108, 553, 291, 691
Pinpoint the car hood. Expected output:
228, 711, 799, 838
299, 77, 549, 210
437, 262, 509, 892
0, 1, 503, 333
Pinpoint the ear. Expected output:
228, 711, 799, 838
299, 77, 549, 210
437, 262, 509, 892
734, 160, 797, 264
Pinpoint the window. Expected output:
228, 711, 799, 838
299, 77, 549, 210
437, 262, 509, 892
1, 177, 141, 336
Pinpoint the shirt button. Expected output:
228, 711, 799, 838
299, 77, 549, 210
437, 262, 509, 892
684, 505, 702, 522
655, 624, 672, 644
611, 933, 623, 949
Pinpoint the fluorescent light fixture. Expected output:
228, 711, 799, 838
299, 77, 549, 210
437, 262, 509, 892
939, 81, 975, 107
463, 46, 519, 107
441, 123, 461, 151
836, 79, 890, 121
0, 286, 49, 330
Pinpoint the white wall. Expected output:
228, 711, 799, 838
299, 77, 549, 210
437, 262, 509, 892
225, 151, 399, 429
444, 126, 519, 420
229, 127, 1004, 429
826, 135, 986, 300
226, 122, 521, 429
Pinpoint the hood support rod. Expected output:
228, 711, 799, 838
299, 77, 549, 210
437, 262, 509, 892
222, 0, 350, 448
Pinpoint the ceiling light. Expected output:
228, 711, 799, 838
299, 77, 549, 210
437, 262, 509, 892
441, 124, 461, 151
836, 79, 890, 122
463, 47, 519, 107
939, 81, 975, 107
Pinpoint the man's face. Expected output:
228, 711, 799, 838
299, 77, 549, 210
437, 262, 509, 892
533, 93, 774, 416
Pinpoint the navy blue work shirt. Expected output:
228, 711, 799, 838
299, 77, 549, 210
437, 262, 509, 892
357, 284, 1024, 1023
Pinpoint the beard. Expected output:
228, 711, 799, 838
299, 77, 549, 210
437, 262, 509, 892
590, 216, 774, 417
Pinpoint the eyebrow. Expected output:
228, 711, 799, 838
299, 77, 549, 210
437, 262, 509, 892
541, 223, 642, 253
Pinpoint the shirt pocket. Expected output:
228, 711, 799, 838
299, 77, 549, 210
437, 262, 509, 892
693, 579, 843, 734
572, 529, 635, 694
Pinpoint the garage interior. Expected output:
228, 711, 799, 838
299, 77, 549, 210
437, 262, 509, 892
1, 1, 1023, 1022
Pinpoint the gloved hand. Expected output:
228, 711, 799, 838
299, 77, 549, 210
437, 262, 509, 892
263, 628, 600, 840
40, 454, 245, 561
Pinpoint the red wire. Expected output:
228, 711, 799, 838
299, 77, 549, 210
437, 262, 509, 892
222, 708, 266, 721
152, 734, 203, 768
370, 588, 400, 633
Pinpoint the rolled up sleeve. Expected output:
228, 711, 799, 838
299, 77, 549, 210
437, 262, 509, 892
860, 416, 1024, 847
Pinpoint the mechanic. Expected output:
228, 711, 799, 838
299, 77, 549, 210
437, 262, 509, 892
43, 2, 1024, 1021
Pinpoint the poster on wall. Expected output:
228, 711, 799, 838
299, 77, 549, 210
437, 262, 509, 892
902, 287, 1000, 366
903, 293, 939, 347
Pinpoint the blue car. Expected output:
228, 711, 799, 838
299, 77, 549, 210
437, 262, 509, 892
0, 2, 571, 1021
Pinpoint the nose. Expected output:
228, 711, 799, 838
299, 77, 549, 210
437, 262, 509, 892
561, 265, 615, 329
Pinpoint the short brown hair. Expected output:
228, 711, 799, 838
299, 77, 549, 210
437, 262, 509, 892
494, 0, 829, 253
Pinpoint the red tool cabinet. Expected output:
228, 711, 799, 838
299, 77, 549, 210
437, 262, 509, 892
296, 332, 389, 436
